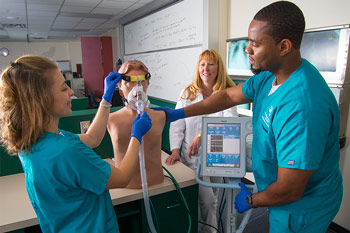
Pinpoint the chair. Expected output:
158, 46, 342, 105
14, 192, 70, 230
111, 89, 124, 107
88, 89, 100, 108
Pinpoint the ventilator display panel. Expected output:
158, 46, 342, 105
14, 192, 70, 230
205, 123, 241, 168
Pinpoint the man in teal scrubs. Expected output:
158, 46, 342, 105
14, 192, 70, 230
154, 1, 343, 232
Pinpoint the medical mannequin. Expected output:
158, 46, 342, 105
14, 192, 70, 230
108, 60, 165, 188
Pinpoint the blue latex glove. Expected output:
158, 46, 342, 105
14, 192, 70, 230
234, 182, 252, 213
152, 107, 185, 123
131, 112, 152, 143
102, 72, 122, 103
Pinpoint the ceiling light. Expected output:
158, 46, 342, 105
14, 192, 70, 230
2, 24, 26, 28
51, 29, 90, 32
59, 12, 112, 19
6, 16, 20, 20
0, 48, 9, 57
28, 33, 47, 40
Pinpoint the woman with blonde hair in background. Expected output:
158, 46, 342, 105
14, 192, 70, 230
166, 49, 238, 233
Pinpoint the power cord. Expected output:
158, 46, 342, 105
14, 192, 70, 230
149, 198, 161, 233
95, 147, 111, 159
163, 166, 220, 233
218, 186, 226, 233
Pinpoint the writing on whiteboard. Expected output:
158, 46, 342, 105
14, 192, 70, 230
124, 46, 203, 102
124, 0, 203, 54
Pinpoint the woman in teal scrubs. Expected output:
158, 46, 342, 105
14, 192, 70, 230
154, 2, 343, 232
0, 55, 152, 233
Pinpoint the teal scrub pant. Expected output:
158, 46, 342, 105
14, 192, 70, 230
268, 201, 341, 233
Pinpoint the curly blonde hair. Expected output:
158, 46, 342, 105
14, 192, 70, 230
0, 55, 58, 155
182, 49, 235, 101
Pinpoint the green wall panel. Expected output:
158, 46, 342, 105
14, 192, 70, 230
0, 147, 23, 176
0, 99, 175, 176
149, 97, 176, 153
71, 97, 89, 111
58, 106, 123, 159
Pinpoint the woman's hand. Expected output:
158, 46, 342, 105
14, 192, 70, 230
187, 135, 201, 158
78, 72, 121, 148
102, 72, 122, 103
165, 149, 182, 165
130, 112, 152, 143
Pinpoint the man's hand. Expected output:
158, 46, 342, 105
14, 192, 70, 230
235, 182, 252, 213
152, 107, 185, 123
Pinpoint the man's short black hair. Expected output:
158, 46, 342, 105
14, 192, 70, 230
253, 1, 305, 49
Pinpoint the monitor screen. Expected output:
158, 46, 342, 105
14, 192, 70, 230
301, 29, 340, 72
226, 38, 253, 77
201, 117, 252, 178
300, 25, 350, 85
56, 60, 71, 73
206, 123, 241, 168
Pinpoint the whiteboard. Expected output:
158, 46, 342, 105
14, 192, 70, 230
124, 46, 203, 102
56, 60, 71, 72
124, 0, 203, 55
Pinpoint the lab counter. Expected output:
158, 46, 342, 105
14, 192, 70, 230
0, 152, 198, 233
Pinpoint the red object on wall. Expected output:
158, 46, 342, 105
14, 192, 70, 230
81, 36, 113, 106
101, 37, 113, 78
76, 64, 82, 78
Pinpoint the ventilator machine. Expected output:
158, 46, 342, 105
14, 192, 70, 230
196, 116, 257, 233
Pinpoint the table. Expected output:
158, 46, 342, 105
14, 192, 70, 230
0, 152, 197, 233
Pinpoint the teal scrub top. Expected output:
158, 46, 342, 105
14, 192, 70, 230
19, 129, 119, 233
242, 59, 343, 214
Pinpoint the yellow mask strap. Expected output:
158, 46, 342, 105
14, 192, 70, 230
121, 73, 151, 82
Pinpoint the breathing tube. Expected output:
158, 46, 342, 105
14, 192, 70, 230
127, 77, 157, 233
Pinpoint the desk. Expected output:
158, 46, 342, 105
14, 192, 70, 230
0, 152, 198, 233
71, 97, 89, 111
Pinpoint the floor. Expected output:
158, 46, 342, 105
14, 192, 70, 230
235, 207, 338, 233
215, 187, 341, 233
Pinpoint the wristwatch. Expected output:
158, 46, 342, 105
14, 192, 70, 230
197, 132, 202, 138
246, 194, 253, 207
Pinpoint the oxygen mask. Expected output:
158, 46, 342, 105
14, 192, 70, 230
126, 77, 149, 114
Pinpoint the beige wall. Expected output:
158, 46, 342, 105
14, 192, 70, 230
225, 0, 350, 230
218, 0, 229, 59
67, 41, 83, 72
0, 41, 82, 73
102, 27, 119, 72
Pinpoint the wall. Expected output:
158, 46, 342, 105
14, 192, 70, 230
226, 0, 350, 229
103, 27, 120, 72
121, 0, 209, 103
218, 0, 229, 62
67, 41, 83, 72
338, 107, 350, 229
0, 41, 82, 73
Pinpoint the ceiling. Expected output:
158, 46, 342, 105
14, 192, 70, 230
0, 0, 161, 42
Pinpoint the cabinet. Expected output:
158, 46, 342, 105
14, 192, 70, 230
80, 37, 113, 106
6, 184, 198, 233
117, 184, 198, 233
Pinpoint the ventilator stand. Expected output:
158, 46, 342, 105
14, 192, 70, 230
223, 178, 255, 233
196, 162, 256, 233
